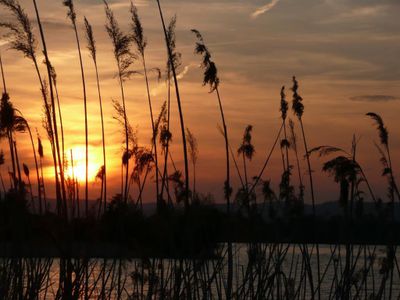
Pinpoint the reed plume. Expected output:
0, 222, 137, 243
85, 17, 107, 214
159, 96, 172, 204
14, 109, 42, 213
156, 1, 190, 208
279, 87, 294, 211
323, 156, 359, 209
0, 92, 18, 190
6, 0, 67, 216
63, 0, 89, 217
237, 125, 255, 213
0, 95, 28, 192
130, 2, 162, 210
280, 86, 290, 172
238, 125, 255, 186
191, 29, 232, 211
37, 133, 46, 210
367, 113, 400, 203
289, 119, 304, 203
104, 0, 135, 203
291, 76, 320, 298
186, 128, 198, 200
291, 76, 315, 213
159, 18, 180, 205
22, 163, 34, 210
0, 0, 50, 202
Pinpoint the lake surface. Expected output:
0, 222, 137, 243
1, 243, 399, 299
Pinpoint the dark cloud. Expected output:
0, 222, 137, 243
349, 95, 399, 102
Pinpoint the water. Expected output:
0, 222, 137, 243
1, 244, 399, 299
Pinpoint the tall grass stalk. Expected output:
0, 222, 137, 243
104, 0, 134, 203
13, 140, 22, 189
31, 0, 67, 217
48, 63, 65, 174
191, 29, 232, 212
289, 119, 304, 203
280, 86, 290, 172
37, 134, 46, 210
291, 76, 320, 299
248, 122, 284, 195
0, 93, 18, 190
63, 0, 89, 217
85, 17, 107, 213
367, 112, 400, 203
156, 1, 190, 208
237, 125, 255, 200
0, 0, 56, 199
0, 52, 6, 93
0, 151, 6, 196
186, 128, 198, 199
15, 109, 42, 213
130, 3, 162, 209
159, 24, 175, 206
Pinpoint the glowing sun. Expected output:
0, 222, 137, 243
65, 146, 103, 183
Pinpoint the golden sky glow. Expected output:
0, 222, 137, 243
0, 0, 399, 203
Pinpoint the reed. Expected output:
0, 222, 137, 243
63, 0, 89, 217
289, 119, 305, 204
130, 3, 162, 210
367, 113, 400, 203
47, 62, 65, 181
191, 29, 233, 215
104, 0, 135, 203
237, 125, 255, 195
291, 76, 320, 299
186, 128, 198, 200
84, 17, 107, 214
0, 0, 67, 215
32, 0, 67, 217
0, 93, 27, 192
156, 1, 190, 208
15, 110, 42, 213
159, 20, 177, 206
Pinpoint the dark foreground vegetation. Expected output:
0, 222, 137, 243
2, 195, 400, 259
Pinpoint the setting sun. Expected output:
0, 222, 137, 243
65, 146, 103, 183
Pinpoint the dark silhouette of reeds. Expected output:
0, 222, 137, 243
191, 29, 233, 213
63, 0, 89, 217
291, 76, 320, 299
32, 0, 67, 217
186, 128, 198, 200
156, 0, 190, 208
104, 0, 135, 204
237, 125, 255, 208
84, 17, 107, 215
130, 3, 163, 210
15, 110, 42, 213
0, 0, 67, 215
289, 119, 305, 204
367, 113, 400, 204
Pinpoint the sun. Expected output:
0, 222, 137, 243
65, 146, 103, 183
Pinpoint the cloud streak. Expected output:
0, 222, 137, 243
251, 0, 280, 18
349, 95, 399, 102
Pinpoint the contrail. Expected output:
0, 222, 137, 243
251, 0, 280, 18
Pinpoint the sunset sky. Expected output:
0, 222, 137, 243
0, 0, 399, 204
